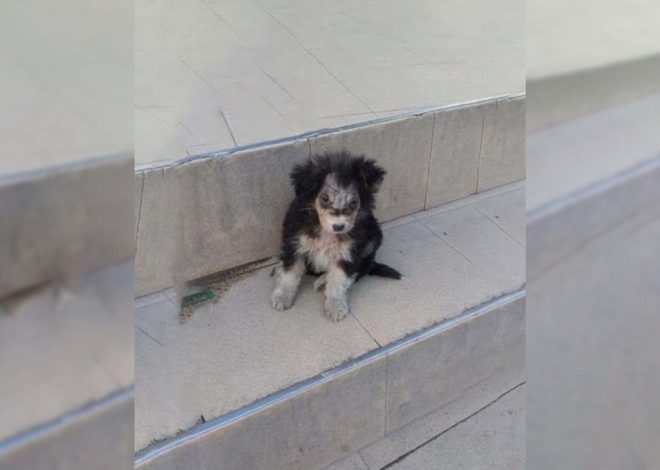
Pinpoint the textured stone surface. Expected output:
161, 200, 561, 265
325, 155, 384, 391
138, 358, 386, 470
0, 156, 134, 298
418, 198, 525, 290
310, 113, 435, 221
426, 103, 483, 208
134, 140, 309, 296
384, 297, 524, 432
387, 385, 525, 470
475, 188, 525, 244
477, 97, 525, 192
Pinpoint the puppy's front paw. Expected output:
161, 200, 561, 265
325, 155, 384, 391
324, 297, 349, 322
271, 289, 295, 311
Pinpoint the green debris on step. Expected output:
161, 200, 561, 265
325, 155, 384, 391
182, 288, 216, 308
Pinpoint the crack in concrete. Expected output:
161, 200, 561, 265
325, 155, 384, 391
135, 172, 146, 251
417, 220, 473, 264
179, 58, 238, 146
475, 105, 487, 193
136, 325, 165, 348
475, 205, 525, 247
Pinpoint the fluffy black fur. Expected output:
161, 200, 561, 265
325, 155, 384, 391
279, 151, 401, 281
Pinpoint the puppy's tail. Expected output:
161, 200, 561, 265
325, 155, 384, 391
368, 262, 402, 280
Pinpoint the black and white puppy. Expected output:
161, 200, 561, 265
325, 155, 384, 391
271, 151, 401, 322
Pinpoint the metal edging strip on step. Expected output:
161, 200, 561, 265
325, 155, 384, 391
135, 93, 524, 173
527, 154, 660, 224
134, 287, 525, 467
0, 152, 132, 186
0, 386, 134, 455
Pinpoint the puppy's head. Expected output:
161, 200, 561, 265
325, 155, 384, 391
290, 152, 385, 235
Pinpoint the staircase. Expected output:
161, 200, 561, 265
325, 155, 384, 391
134, 95, 526, 469
526, 11, 660, 465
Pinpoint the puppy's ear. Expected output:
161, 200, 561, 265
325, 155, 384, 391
355, 158, 386, 194
290, 159, 323, 197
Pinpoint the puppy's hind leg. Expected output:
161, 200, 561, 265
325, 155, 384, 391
324, 265, 355, 322
271, 257, 304, 311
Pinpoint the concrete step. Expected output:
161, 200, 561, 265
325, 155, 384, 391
134, 182, 525, 469
0, 262, 133, 469
527, 90, 660, 466
527, 93, 660, 278
527, 0, 660, 131
135, 95, 524, 296
0, 155, 134, 299
325, 383, 525, 470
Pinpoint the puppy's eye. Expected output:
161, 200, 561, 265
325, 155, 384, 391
349, 200, 358, 210
321, 194, 330, 203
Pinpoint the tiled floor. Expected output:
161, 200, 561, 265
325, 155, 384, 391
135, 0, 524, 165
0, 0, 132, 176
134, 182, 525, 450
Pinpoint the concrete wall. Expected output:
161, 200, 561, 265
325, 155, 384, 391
135, 96, 525, 296
527, 54, 660, 132
0, 156, 134, 298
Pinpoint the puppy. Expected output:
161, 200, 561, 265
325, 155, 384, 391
271, 151, 401, 322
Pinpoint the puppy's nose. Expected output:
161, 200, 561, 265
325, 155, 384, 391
332, 224, 345, 232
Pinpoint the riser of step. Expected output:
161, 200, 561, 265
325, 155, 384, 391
0, 155, 134, 299
135, 95, 524, 297
135, 292, 524, 470
527, 94, 660, 279
527, 53, 660, 132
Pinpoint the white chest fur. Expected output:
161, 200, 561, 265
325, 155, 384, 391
297, 233, 352, 273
